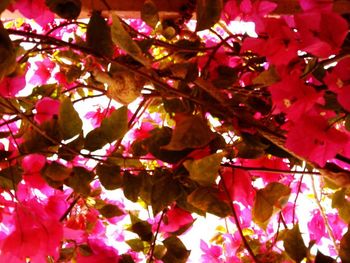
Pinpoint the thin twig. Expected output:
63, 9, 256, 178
310, 175, 339, 254
148, 210, 166, 263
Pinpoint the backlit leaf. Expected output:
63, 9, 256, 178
162, 115, 214, 151
96, 164, 123, 190
151, 172, 182, 215
58, 97, 82, 140
131, 220, 153, 242
0, 165, 22, 190
331, 189, 350, 223
85, 106, 128, 151
340, 227, 350, 263
123, 171, 143, 202
253, 182, 291, 228
141, 0, 159, 28
196, 0, 223, 31
126, 238, 145, 252
98, 204, 124, 218
87, 11, 114, 57
111, 15, 150, 67
64, 166, 94, 195
315, 250, 336, 263
41, 161, 71, 181
183, 152, 225, 186
187, 187, 231, 217
283, 224, 307, 263
45, 0, 82, 20
162, 236, 190, 263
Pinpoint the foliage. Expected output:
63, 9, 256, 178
0, 0, 349, 262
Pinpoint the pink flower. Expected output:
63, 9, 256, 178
34, 97, 60, 124
324, 57, 350, 111
242, 18, 299, 65
295, 11, 348, 57
29, 58, 55, 86
10, 0, 54, 27
285, 113, 348, 166
200, 240, 224, 263
85, 106, 116, 128
0, 74, 26, 98
223, 0, 277, 32
269, 71, 323, 121
308, 210, 326, 244
77, 238, 120, 263
1, 199, 63, 262
220, 167, 254, 206
22, 153, 47, 189
159, 206, 193, 234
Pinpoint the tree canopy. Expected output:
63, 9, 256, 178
0, 0, 350, 262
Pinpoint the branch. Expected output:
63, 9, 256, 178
148, 209, 166, 263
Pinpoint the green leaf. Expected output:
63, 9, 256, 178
131, 220, 153, 242
340, 227, 350, 263
58, 97, 83, 140
98, 204, 124, 218
41, 161, 71, 181
345, 115, 350, 131
187, 187, 231, 217
96, 164, 123, 190
123, 171, 143, 202
151, 172, 182, 215
283, 224, 307, 263
64, 166, 94, 195
196, 0, 223, 31
119, 254, 136, 263
315, 250, 335, 263
58, 132, 84, 161
162, 115, 214, 151
84, 106, 128, 151
332, 189, 350, 223
86, 11, 114, 57
162, 236, 190, 263
111, 15, 151, 67
184, 152, 225, 186
78, 244, 93, 257
126, 238, 145, 252
253, 65, 280, 86
253, 182, 291, 228
143, 127, 192, 164
0, 22, 16, 80
45, 0, 82, 20
0, 165, 22, 190
141, 0, 159, 28
0, 0, 11, 14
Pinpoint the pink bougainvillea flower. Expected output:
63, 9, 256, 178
220, 167, 254, 206
22, 153, 47, 189
242, 18, 299, 65
1, 199, 63, 262
29, 58, 55, 86
22, 153, 46, 174
159, 206, 193, 234
308, 210, 326, 244
285, 113, 348, 166
34, 97, 60, 124
324, 57, 350, 111
9, 0, 54, 27
77, 238, 120, 263
295, 12, 348, 57
223, 0, 277, 32
200, 240, 224, 263
299, 0, 333, 12
239, 156, 290, 183
269, 71, 323, 121
0, 74, 26, 98
85, 106, 116, 128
